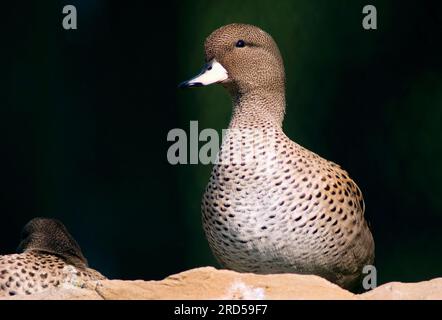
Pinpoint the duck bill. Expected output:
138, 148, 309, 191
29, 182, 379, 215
178, 60, 228, 88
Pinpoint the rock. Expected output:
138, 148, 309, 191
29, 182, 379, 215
359, 278, 442, 300
7, 286, 102, 300
3, 267, 442, 300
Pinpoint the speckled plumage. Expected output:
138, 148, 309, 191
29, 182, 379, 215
0, 218, 105, 297
182, 24, 375, 290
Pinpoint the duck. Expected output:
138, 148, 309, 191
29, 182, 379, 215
179, 23, 375, 290
0, 217, 105, 297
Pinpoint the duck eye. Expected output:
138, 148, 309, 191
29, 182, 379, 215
235, 40, 246, 48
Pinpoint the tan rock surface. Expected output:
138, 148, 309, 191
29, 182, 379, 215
359, 278, 442, 300
3, 267, 442, 300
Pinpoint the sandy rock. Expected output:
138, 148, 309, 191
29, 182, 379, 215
3, 267, 441, 300
6, 286, 102, 300
359, 278, 442, 300
94, 267, 353, 300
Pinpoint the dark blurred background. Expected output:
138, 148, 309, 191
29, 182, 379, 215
1, 0, 441, 285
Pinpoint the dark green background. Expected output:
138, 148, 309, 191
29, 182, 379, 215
1, 0, 441, 286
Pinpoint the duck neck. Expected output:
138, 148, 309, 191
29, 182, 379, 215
229, 90, 286, 129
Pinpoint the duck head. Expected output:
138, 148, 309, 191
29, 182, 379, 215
17, 217, 89, 269
179, 23, 285, 97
